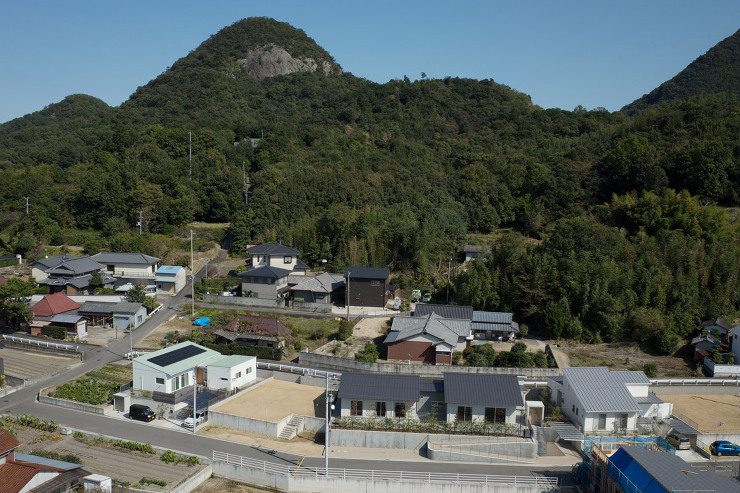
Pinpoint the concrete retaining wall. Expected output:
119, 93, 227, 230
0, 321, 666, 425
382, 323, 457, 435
170, 464, 213, 493
213, 461, 556, 493
210, 410, 279, 436
299, 352, 559, 378
203, 294, 281, 308
38, 394, 110, 415
1, 339, 83, 360
303, 416, 325, 433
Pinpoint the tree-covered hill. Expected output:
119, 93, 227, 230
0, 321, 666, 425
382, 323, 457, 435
623, 28, 740, 112
0, 17, 739, 346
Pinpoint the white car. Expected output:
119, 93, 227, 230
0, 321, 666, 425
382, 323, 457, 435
182, 415, 205, 429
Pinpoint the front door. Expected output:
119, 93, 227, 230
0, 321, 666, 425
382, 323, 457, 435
529, 406, 542, 426
196, 368, 204, 385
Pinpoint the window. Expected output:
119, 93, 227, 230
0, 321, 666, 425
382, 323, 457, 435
456, 406, 472, 422
350, 400, 363, 416
370, 280, 380, 286
395, 403, 406, 418
234, 371, 242, 379
155, 377, 164, 385
180, 373, 188, 388
619, 413, 628, 430
284, 256, 292, 264
375, 401, 386, 417
598, 414, 606, 430
316, 295, 324, 301
485, 407, 506, 423
246, 367, 252, 374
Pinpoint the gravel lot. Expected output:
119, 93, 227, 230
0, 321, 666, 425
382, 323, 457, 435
655, 393, 740, 433
212, 379, 324, 421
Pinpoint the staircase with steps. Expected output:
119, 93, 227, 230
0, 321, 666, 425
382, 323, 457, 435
278, 414, 304, 440
531, 425, 548, 455
176, 406, 193, 420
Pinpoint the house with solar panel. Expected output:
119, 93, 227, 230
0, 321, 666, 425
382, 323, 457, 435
132, 342, 256, 402
547, 367, 671, 434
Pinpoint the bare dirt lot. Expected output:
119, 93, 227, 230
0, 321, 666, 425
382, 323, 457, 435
655, 393, 740, 433
313, 316, 390, 358
199, 425, 323, 456
0, 348, 81, 380
562, 342, 694, 377
212, 379, 324, 421
12, 427, 206, 492
193, 477, 270, 493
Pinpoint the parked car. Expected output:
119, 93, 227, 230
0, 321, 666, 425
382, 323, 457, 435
410, 289, 421, 302
666, 431, 690, 450
183, 411, 207, 429
129, 404, 155, 422
710, 441, 740, 456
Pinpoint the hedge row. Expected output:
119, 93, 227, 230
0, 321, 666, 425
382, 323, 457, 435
204, 342, 281, 361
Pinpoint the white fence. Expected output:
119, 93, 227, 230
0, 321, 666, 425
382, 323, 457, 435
650, 377, 740, 386
2, 334, 78, 351
257, 361, 341, 380
212, 451, 558, 487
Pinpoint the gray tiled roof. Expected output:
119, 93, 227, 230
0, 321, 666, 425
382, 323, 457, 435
731, 325, 740, 336
691, 334, 720, 346
414, 303, 473, 320
44, 256, 103, 276
32, 254, 77, 269
562, 367, 642, 413
420, 379, 444, 393
700, 317, 734, 331
443, 373, 524, 408
616, 446, 740, 492
290, 272, 344, 293
49, 314, 85, 324
78, 301, 118, 314
609, 370, 651, 385
247, 243, 301, 256
634, 393, 663, 404
344, 266, 390, 280
113, 302, 145, 314
472, 311, 512, 324
92, 252, 160, 265
238, 265, 292, 279
385, 313, 471, 347
337, 373, 420, 402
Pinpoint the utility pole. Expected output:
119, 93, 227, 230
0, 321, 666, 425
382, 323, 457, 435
193, 368, 197, 434
189, 129, 192, 181
25, 197, 29, 215
346, 270, 350, 320
190, 230, 195, 318
138, 211, 143, 235
324, 374, 330, 474
446, 257, 451, 304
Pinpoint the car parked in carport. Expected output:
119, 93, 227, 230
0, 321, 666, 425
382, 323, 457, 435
710, 440, 740, 456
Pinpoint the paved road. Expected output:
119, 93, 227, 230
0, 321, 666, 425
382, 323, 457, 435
1, 269, 574, 484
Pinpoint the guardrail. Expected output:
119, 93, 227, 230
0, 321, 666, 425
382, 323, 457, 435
212, 451, 558, 486
257, 361, 341, 380
2, 334, 78, 351
148, 304, 164, 317
650, 378, 740, 386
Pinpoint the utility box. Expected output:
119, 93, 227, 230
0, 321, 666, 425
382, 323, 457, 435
84, 474, 112, 492
113, 392, 130, 413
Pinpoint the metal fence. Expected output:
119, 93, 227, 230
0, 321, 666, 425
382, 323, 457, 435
651, 378, 740, 386
257, 361, 341, 380
2, 334, 78, 351
212, 451, 558, 487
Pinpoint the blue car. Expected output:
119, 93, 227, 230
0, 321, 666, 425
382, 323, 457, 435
710, 441, 740, 456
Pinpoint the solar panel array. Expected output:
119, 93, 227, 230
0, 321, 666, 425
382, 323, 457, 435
149, 345, 206, 368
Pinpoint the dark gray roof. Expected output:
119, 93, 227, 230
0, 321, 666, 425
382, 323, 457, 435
634, 393, 663, 405
290, 273, 345, 294
113, 302, 145, 314
31, 468, 92, 493
295, 259, 310, 270
344, 266, 390, 280
78, 301, 117, 314
44, 256, 103, 276
213, 329, 238, 342
691, 334, 720, 346
443, 373, 524, 408
472, 311, 512, 324
415, 303, 473, 320
49, 314, 85, 324
238, 265, 292, 279
385, 313, 471, 347
32, 254, 77, 269
247, 243, 301, 256
616, 446, 740, 492
337, 373, 420, 402
700, 317, 734, 331
92, 252, 160, 265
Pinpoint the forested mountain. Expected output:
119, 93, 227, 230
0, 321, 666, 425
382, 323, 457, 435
1, 17, 739, 348
624, 28, 740, 112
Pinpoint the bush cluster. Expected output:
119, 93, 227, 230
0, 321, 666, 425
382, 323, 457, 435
139, 477, 167, 487
41, 325, 67, 340
161, 449, 201, 465
113, 440, 156, 455
8, 414, 58, 432
333, 416, 522, 437
30, 449, 82, 464
49, 378, 119, 405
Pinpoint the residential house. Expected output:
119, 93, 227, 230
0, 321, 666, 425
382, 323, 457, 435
238, 265, 291, 300
91, 252, 160, 284
213, 314, 290, 349
77, 301, 116, 326
48, 314, 87, 337
690, 334, 721, 363
597, 445, 740, 493
132, 342, 256, 403
155, 265, 187, 295
112, 302, 147, 329
384, 313, 472, 364
30, 292, 80, 318
547, 367, 670, 434
0, 432, 93, 493
700, 317, 734, 336
338, 373, 420, 419
443, 373, 525, 425
30, 254, 77, 282
246, 243, 308, 275
414, 304, 519, 341
463, 245, 490, 263
34, 255, 113, 295
289, 272, 344, 304
344, 267, 391, 308
730, 325, 740, 363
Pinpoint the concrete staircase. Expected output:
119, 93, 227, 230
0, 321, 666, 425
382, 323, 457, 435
531, 425, 548, 455
278, 414, 304, 440
176, 406, 193, 420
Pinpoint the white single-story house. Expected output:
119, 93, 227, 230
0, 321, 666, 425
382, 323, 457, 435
112, 302, 147, 330
133, 342, 257, 398
155, 265, 187, 295
547, 367, 670, 434
337, 373, 420, 419
443, 373, 525, 424
205, 355, 257, 392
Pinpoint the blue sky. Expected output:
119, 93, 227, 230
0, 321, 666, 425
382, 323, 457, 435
1, 1, 739, 123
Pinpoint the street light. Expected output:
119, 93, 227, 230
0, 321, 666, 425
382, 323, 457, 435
324, 374, 335, 475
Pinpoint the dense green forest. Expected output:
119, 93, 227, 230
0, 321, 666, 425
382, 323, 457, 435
1, 18, 739, 348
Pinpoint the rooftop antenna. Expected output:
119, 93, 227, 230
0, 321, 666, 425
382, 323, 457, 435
189, 129, 192, 181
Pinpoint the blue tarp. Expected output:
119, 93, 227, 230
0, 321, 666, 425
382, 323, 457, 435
193, 317, 212, 326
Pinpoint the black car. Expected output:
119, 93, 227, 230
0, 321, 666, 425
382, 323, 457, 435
129, 404, 156, 422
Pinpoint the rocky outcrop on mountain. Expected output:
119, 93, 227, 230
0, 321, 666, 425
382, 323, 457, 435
233, 43, 338, 81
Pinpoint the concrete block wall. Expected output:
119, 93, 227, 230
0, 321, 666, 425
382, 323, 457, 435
38, 394, 110, 415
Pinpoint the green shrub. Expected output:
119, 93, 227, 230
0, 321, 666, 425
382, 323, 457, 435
204, 342, 281, 360
139, 477, 167, 487
42, 325, 67, 339
451, 351, 462, 365
161, 449, 201, 465
73, 431, 85, 439
30, 449, 82, 464
355, 342, 379, 362
7, 414, 58, 432
336, 319, 354, 341
113, 440, 156, 454
642, 363, 658, 378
